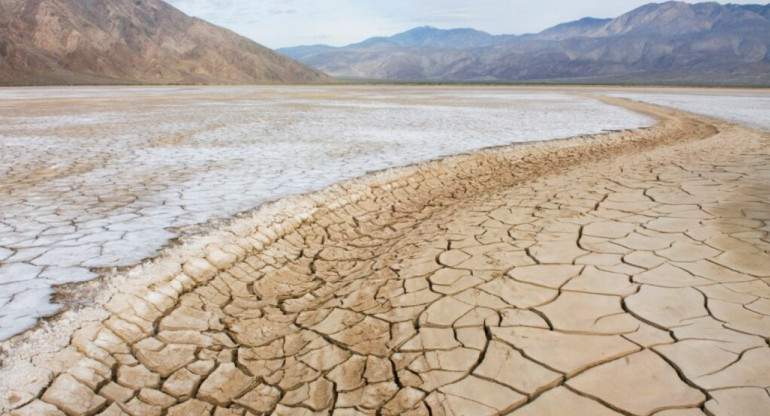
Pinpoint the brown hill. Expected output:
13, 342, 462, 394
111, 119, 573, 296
0, 0, 330, 85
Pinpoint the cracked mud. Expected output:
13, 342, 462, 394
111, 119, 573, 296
0, 86, 654, 340
2, 96, 769, 416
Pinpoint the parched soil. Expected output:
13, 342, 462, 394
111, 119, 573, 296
2, 97, 769, 416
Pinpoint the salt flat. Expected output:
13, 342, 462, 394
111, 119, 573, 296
609, 89, 770, 131
2, 93, 768, 416
0, 86, 654, 340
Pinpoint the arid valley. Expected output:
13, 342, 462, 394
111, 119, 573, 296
2, 0, 770, 415
1, 86, 769, 415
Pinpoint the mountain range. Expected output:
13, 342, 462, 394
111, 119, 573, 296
278, 2, 770, 85
1, 1, 767, 86
0, 0, 329, 85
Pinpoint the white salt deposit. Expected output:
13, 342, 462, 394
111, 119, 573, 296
610, 90, 770, 131
0, 86, 654, 340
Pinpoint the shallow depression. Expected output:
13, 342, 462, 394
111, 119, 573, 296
0, 86, 655, 340
609, 89, 770, 132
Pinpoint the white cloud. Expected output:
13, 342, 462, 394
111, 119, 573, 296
164, 0, 763, 48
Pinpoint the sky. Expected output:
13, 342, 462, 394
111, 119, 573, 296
164, 0, 762, 49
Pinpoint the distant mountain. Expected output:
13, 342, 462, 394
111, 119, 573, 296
279, 27, 514, 60
278, 27, 516, 61
277, 1, 770, 85
0, 0, 329, 85
537, 17, 612, 41
382, 26, 518, 49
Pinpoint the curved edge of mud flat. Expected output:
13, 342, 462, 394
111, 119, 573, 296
0, 97, 723, 412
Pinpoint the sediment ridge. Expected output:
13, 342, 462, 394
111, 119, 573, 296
2, 97, 768, 415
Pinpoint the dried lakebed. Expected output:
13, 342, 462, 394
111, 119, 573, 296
610, 89, 770, 132
0, 86, 654, 340
1, 95, 769, 415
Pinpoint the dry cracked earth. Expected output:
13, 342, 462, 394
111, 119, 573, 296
2, 98, 770, 416
0, 87, 651, 340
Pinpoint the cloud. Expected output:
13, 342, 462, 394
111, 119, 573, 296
165, 0, 386, 47
267, 9, 297, 15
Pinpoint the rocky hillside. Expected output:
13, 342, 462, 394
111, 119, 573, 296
278, 2, 770, 85
0, 0, 330, 85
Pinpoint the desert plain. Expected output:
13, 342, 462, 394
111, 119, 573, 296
0, 86, 769, 416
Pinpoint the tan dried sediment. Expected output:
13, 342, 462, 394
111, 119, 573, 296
2, 97, 769, 415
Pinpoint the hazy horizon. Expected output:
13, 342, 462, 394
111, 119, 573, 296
165, 0, 764, 48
